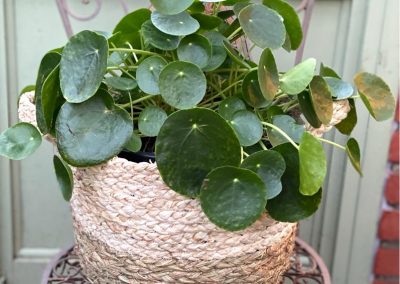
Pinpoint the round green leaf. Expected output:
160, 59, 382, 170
55, 92, 133, 167
268, 115, 304, 146
238, 4, 286, 49
191, 13, 222, 30
241, 150, 285, 199
177, 34, 212, 69
150, 0, 194, 15
188, 2, 205, 13
200, 166, 267, 231
159, 61, 207, 109
136, 56, 168, 95
141, 20, 181, 51
53, 155, 73, 201
0, 123, 42, 160
230, 110, 263, 146
242, 70, 269, 108
267, 143, 322, 222
280, 58, 316, 95
263, 0, 303, 50
309, 75, 333, 125
354, 72, 395, 121
346, 137, 362, 175
124, 133, 142, 153
218, 96, 247, 121
324, 77, 353, 99
60, 31, 108, 103
298, 91, 322, 128
299, 132, 326, 196
258, 48, 279, 102
111, 9, 151, 48
151, 11, 200, 36
138, 106, 168, 137
41, 66, 65, 136
156, 108, 241, 197
107, 51, 129, 67
35, 51, 61, 134
233, 2, 251, 15
104, 77, 137, 91
202, 31, 227, 71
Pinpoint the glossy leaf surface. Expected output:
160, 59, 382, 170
218, 96, 247, 121
335, 99, 357, 135
230, 110, 263, 146
324, 77, 353, 99
124, 133, 142, 153
136, 56, 168, 95
151, 11, 200, 36
346, 138, 362, 175
177, 34, 212, 69
55, 92, 133, 167
0, 123, 42, 160
242, 70, 269, 108
141, 20, 181, 51
241, 150, 286, 199
299, 132, 326, 196
268, 115, 304, 146
150, 0, 194, 15
258, 48, 279, 102
200, 166, 267, 231
53, 155, 73, 201
156, 108, 241, 197
159, 61, 207, 109
280, 58, 316, 95
309, 76, 333, 125
298, 91, 322, 128
267, 143, 322, 222
104, 77, 137, 91
138, 106, 168, 137
202, 31, 227, 71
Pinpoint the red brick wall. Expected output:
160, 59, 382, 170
372, 100, 400, 284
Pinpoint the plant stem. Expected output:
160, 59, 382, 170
201, 81, 242, 104
259, 141, 268, 150
119, 95, 155, 108
317, 137, 346, 150
107, 66, 138, 71
228, 27, 243, 41
109, 48, 158, 56
261, 122, 300, 150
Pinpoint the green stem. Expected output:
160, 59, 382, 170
262, 122, 300, 150
259, 141, 268, 150
109, 48, 158, 56
119, 95, 155, 108
228, 27, 243, 41
201, 81, 242, 104
317, 137, 346, 150
107, 66, 138, 71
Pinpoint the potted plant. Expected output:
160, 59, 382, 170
1, 0, 395, 282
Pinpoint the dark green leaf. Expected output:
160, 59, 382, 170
104, 77, 137, 91
335, 98, 357, 135
200, 166, 267, 231
202, 31, 227, 71
319, 63, 340, 79
124, 133, 142, 152
136, 55, 168, 95
354, 72, 395, 121
242, 70, 269, 108
238, 4, 286, 49
230, 110, 263, 146
159, 61, 207, 109
55, 91, 133, 167
267, 143, 322, 222
151, 11, 200, 36
191, 13, 222, 30
223, 0, 251, 6
258, 48, 279, 102
298, 91, 322, 128
309, 75, 333, 125
268, 115, 304, 146
299, 132, 326, 196
156, 108, 241, 197
53, 155, 73, 201
35, 52, 61, 133
111, 9, 151, 48
150, 0, 194, 15
280, 58, 316, 95
324, 77, 354, 99
346, 138, 362, 175
241, 150, 286, 199
218, 96, 246, 121
141, 20, 181, 51
138, 106, 168, 137
107, 51, 129, 67
177, 34, 212, 69
263, 0, 303, 50
0, 123, 42, 160
233, 2, 251, 15
60, 30, 108, 103
187, 1, 205, 13
41, 66, 65, 134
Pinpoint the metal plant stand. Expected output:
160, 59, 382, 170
41, 238, 331, 284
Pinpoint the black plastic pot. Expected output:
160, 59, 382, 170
118, 137, 156, 163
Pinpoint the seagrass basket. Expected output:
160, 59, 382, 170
19, 92, 349, 283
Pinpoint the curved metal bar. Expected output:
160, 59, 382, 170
65, 0, 102, 21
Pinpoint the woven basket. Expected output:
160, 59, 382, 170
19, 92, 349, 283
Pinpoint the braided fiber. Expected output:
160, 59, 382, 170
18, 93, 348, 283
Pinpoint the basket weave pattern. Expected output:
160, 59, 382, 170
18, 92, 350, 283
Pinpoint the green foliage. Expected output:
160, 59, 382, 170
4, 1, 395, 231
